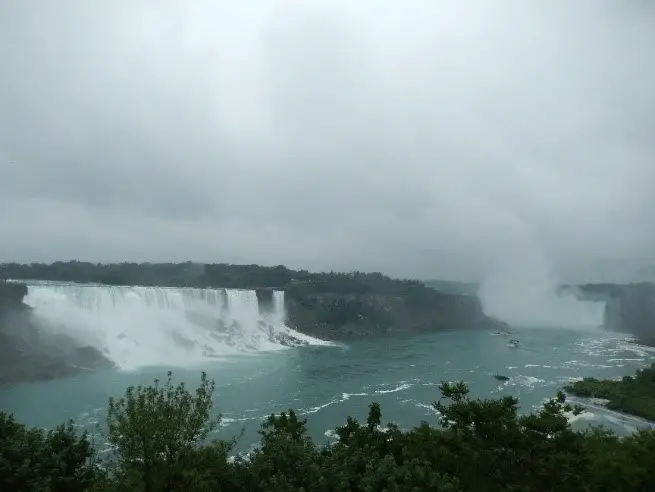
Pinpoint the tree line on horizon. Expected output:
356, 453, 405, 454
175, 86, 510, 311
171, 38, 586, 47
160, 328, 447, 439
0, 261, 435, 297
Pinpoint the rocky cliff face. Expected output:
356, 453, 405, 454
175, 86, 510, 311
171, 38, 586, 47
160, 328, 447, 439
0, 282, 113, 386
598, 282, 655, 345
284, 289, 507, 340
0, 281, 28, 308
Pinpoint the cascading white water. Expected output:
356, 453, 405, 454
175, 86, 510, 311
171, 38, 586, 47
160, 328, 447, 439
272, 290, 285, 325
22, 283, 330, 371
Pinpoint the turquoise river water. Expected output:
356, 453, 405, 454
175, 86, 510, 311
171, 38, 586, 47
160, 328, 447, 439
1, 326, 654, 454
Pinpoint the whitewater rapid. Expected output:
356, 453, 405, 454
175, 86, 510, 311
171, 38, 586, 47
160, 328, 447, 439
21, 282, 331, 371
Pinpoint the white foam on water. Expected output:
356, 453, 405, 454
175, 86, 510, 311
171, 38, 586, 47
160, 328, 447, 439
375, 383, 412, 394
507, 375, 546, 391
23, 282, 331, 371
414, 402, 440, 415
341, 392, 368, 400
301, 399, 340, 415
324, 429, 339, 440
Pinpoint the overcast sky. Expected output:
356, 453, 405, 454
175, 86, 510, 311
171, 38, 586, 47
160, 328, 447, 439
1, 0, 654, 282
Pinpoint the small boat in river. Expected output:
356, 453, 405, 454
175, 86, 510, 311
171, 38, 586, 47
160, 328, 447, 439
508, 339, 520, 348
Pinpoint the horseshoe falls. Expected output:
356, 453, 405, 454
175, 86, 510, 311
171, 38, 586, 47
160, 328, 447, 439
22, 282, 331, 371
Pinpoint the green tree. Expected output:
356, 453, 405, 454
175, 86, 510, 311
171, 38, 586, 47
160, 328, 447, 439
105, 371, 221, 491
431, 382, 587, 492
240, 410, 327, 491
0, 412, 101, 491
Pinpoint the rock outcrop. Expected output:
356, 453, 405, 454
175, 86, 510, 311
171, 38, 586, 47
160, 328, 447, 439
0, 282, 113, 386
284, 288, 508, 340
579, 282, 655, 345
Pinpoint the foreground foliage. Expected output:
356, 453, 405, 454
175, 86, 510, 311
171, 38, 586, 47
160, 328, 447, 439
0, 413, 101, 492
565, 363, 655, 420
2, 371, 655, 492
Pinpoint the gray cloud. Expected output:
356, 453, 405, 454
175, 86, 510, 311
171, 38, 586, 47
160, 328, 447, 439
1, 0, 654, 282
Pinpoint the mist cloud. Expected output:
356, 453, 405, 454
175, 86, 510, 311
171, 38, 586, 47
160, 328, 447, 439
1, 0, 654, 282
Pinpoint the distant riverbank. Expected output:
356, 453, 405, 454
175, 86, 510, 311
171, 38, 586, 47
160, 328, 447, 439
564, 363, 655, 421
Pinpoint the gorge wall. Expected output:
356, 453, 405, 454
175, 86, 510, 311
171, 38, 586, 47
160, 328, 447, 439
579, 282, 655, 344
283, 288, 507, 340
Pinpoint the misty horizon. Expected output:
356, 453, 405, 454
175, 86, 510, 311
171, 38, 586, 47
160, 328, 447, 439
3, 259, 653, 287
2, 1, 654, 285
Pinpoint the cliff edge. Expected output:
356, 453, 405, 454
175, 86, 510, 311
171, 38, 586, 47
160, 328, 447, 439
283, 284, 507, 340
0, 281, 28, 308
580, 282, 655, 345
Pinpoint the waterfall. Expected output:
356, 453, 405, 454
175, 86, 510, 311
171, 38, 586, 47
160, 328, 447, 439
479, 247, 606, 329
272, 290, 286, 325
22, 282, 329, 371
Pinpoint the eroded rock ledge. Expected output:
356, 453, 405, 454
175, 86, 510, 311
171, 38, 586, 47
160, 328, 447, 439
282, 289, 508, 340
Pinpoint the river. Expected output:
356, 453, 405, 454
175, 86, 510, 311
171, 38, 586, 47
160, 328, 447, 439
1, 325, 653, 454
